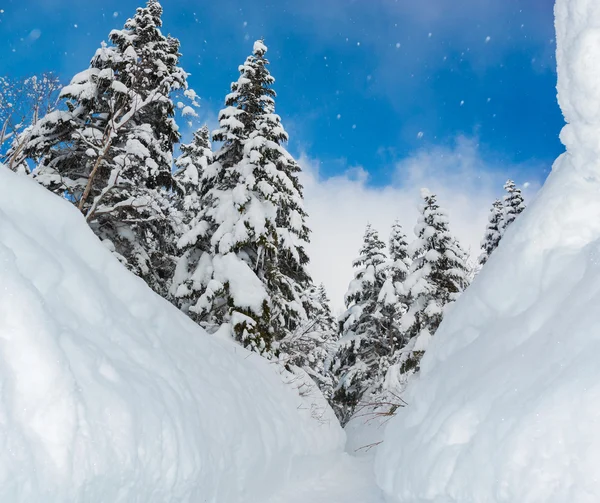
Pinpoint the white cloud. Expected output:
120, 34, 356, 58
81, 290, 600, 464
299, 136, 541, 314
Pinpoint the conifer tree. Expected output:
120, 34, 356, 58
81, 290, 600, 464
478, 199, 503, 266
379, 221, 411, 350
183, 40, 313, 355
15, 1, 195, 297
502, 179, 526, 232
174, 125, 213, 202
332, 224, 393, 424
170, 125, 216, 314
388, 220, 411, 286
355, 221, 412, 412
399, 190, 470, 375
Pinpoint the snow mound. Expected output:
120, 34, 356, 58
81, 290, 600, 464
376, 1, 600, 502
0, 166, 343, 502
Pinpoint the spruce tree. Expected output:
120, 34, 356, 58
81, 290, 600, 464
356, 221, 412, 412
400, 190, 470, 375
478, 199, 503, 266
388, 220, 411, 285
184, 40, 313, 355
174, 125, 213, 199
380, 221, 411, 350
332, 224, 393, 424
16, 0, 194, 297
170, 125, 216, 314
502, 179, 526, 233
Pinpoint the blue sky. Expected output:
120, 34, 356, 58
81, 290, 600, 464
1, 0, 561, 186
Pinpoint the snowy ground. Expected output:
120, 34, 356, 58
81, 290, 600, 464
266, 454, 384, 503
0, 166, 344, 503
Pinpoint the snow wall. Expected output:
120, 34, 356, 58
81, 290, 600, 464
0, 166, 344, 502
376, 1, 600, 502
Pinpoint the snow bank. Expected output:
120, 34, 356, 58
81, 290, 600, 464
376, 1, 600, 502
0, 166, 343, 502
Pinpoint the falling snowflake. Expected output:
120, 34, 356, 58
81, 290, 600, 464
417, 131, 424, 139
485, 36, 491, 43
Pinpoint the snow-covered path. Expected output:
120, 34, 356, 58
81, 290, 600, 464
266, 454, 385, 503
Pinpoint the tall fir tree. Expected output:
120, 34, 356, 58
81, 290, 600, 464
502, 179, 526, 233
180, 40, 313, 356
388, 220, 411, 286
170, 125, 217, 314
332, 224, 395, 424
380, 220, 411, 349
478, 199, 504, 266
173, 125, 213, 203
15, 0, 194, 297
399, 190, 470, 376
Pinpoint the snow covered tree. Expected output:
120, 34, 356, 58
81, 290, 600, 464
169, 125, 216, 312
478, 199, 503, 266
379, 221, 411, 349
173, 125, 213, 201
15, 1, 195, 297
388, 220, 411, 286
332, 224, 396, 424
399, 190, 470, 376
502, 179, 526, 233
179, 40, 313, 356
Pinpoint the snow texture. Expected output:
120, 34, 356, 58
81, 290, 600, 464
0, 166, 343, 502
376, 1, 600, 501
266, 455, 384, 503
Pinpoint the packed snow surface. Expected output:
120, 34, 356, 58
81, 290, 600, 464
376, 1, 600, 501
267, 455, 384, 503
0, 166, 344, 502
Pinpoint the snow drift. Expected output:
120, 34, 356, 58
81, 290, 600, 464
376, 1, 600, 502
0, 166, 343, 502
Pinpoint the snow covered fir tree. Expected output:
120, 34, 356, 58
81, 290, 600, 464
397, 190, 470, 378
478, 199, 504, 266
502, 178, 526, 232
170, 39, 318, 359
477, 180, 527, 270
169, 124, 215, 314
333, 224, 398, 424
11, 0, 195, 297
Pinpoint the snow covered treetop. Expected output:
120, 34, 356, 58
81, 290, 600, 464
253, 39, 268, 57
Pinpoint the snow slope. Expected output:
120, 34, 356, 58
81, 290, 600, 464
376, 1, 600, 502
0, 166, 343, 502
